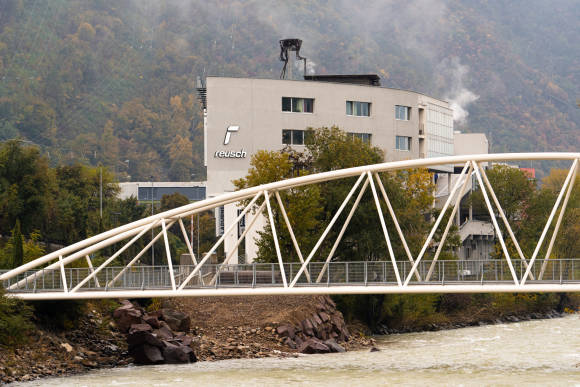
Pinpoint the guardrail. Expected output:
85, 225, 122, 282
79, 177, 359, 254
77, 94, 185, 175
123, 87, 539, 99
2, 259, 579, 293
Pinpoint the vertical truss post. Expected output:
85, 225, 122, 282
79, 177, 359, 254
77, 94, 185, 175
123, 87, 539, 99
58, 255, 68, 293
472, 161, 519, 285
264, 190, 288, 288
316, 176, 370, 283
404, 162, 470, 286
275, 191, 311, 283
161, 219, 176, 291
71, 221, 157, 293
368, 171, 402, 286
85, 255, 100, 288
290, 173, 366, 288
478, 162, 534, 279
178, 218, 203, 285
426, 164, 473, 281
539, 160, 578, 279
374, 172, 421, 281
522, 158, 579, 285
178, 191, 263, 290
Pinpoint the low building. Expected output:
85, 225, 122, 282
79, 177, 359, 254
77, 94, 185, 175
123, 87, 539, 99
118, 181, 206, 203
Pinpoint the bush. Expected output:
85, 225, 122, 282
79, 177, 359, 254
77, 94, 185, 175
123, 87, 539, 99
32, 300, 87, 330
0, 287, 34, 347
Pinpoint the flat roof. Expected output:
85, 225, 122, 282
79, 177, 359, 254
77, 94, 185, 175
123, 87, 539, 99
206, 75, 449, 105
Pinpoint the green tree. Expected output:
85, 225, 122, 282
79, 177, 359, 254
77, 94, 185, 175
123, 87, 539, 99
160, 192, 190, 212
234, 150, 323, 263
470, 165, 535, 224
11, 219, 23, 269
0, 140, 53, 236
0, 287, 34, 347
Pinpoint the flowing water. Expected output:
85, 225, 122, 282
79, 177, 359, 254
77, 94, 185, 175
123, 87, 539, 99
16, 314, 580, 386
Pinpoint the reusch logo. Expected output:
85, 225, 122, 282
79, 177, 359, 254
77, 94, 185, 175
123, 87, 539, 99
223, 125, 239, 145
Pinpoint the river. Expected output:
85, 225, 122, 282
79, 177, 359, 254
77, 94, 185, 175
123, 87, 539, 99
15, 314, 580, 386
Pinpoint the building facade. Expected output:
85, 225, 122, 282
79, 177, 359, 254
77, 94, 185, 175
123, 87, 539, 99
203, 75, 456, 263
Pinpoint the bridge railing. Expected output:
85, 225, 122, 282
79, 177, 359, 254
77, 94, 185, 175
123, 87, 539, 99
2, 259, 579, 293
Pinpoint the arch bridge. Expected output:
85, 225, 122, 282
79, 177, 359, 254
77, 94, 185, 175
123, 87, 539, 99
1, 153, 579, 300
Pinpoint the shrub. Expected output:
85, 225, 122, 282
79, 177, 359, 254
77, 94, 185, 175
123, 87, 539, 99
0, 287, 34, 347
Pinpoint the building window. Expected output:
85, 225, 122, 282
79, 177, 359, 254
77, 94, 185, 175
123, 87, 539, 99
282, 97, 314, 113
396, 136, 411, 151
347, 132, 372, 144
346, 101, 371, 116
395, 105, 410, 120
282, 129, 309, 145
138, 186, 206, 202
282, 129, 305, 145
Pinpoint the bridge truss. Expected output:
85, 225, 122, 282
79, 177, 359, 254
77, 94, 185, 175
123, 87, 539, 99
1, 153, 579, 300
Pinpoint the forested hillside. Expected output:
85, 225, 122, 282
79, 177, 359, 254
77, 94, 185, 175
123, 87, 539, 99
0, 0, 578, 180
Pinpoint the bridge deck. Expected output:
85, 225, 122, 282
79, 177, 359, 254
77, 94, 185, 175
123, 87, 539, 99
3, 259, 579, 300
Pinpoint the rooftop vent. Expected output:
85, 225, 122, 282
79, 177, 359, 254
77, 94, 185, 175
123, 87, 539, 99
279, 39, 307, 79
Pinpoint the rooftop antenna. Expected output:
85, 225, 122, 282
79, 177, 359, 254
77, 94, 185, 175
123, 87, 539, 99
279, 39, 307, 79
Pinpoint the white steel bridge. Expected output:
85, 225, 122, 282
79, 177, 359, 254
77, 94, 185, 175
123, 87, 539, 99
1, 153, 579, 300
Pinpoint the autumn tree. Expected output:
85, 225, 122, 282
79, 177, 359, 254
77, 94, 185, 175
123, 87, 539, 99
234, 150, 323, 264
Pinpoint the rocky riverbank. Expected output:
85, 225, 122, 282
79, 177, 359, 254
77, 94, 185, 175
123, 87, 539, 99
0, 295, 372, 384
374, 308, 570, 335
0, 303, 127, 384
171, 295, 374, 360
6, 294, 571, 384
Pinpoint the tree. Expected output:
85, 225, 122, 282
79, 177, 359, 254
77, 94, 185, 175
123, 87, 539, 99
160, 192, 190, 212
0, 140, 53, 236
234, 128, 443, 265
234, 150, 323, 263
11, 219, 23, 269
470, 164, 535, 223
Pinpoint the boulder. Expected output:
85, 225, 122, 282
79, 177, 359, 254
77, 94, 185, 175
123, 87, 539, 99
178, 335, 193, 346
324, 339, 345, 353
294, 336, 304, 347
129, 343, 164, 365
143, 314, 161, 329
127, 330, 163, 348
276, 324, 295, 339
284, 337, 297, 349
369, 346, 380, 352
311, 313, 323, 326
160, 309, 191, 332
129, 323, 152, 334
298, 338, 330, 354
318, 311, 330, 323
113, 304, 143, 333
162, 342, 196, 364
301, 318, 314, 336
154, 325, 174, 341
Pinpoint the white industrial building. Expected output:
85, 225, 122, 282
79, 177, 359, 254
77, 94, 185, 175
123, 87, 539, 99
197, 74, 489, 264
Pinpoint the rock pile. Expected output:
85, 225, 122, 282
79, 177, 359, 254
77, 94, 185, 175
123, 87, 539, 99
113, 300, 197, 365
276, 296, 350, 354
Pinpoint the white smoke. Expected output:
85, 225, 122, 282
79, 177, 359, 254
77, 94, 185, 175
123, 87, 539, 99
437, 57, 479, 125
293, 59, 317, 75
